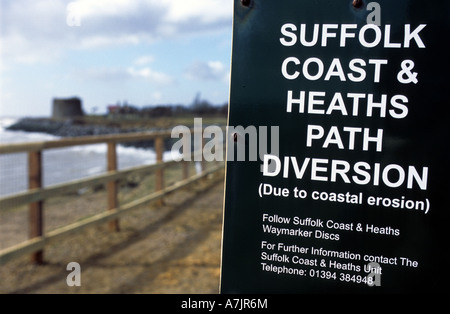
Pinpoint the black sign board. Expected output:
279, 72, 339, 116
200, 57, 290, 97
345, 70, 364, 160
220, 0, 450, 293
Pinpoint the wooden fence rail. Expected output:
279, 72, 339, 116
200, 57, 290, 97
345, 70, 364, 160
0, 128, 224, 265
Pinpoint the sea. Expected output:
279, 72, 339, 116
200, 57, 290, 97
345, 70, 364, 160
0, 117, 176, 198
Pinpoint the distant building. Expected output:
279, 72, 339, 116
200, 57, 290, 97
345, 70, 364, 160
52, 97, 84, 118
107, 105, 121, 115
107, 103, 139, 116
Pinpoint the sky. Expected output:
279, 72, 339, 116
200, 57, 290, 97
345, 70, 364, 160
0, 0, 233, 117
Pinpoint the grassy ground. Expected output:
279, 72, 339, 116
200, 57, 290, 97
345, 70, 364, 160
0, 165, 225, 294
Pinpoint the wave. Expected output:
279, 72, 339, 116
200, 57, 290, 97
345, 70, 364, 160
0, 117, 178, 160
0, 117, 181, 197
0, 117, 60, 143
0, 117, 19, 129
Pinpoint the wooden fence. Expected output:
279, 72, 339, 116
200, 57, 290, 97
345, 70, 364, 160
0, 128, 225, 265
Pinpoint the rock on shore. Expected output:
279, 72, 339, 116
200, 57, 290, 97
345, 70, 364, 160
7, 118, 133, 136
6, 118, 165, 149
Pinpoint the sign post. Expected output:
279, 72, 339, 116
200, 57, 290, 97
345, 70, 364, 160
221, 0, 450, 293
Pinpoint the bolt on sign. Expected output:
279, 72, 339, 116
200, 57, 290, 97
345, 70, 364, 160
220, 0, 450, 293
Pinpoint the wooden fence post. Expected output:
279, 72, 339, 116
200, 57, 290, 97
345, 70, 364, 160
155, 137, 165, 206
28, 150, 44, 264
107, 141, 120, 232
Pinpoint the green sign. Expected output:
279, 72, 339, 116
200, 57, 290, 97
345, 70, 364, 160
221, 0, 450, 293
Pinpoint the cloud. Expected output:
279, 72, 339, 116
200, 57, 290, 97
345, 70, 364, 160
0, 0, 232, 64
127, 66, 174, 85
0, 0, 68, 63
77, 34, 142, 49
134, 55, 155, 66
163, 0, 232, 34
185, 60, 229, 82
80, 66, 174, 86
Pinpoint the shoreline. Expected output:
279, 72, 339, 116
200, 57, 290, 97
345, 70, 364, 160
6, 117, 165, 149
5, 115, 227, 149
6, 117, 149, 136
